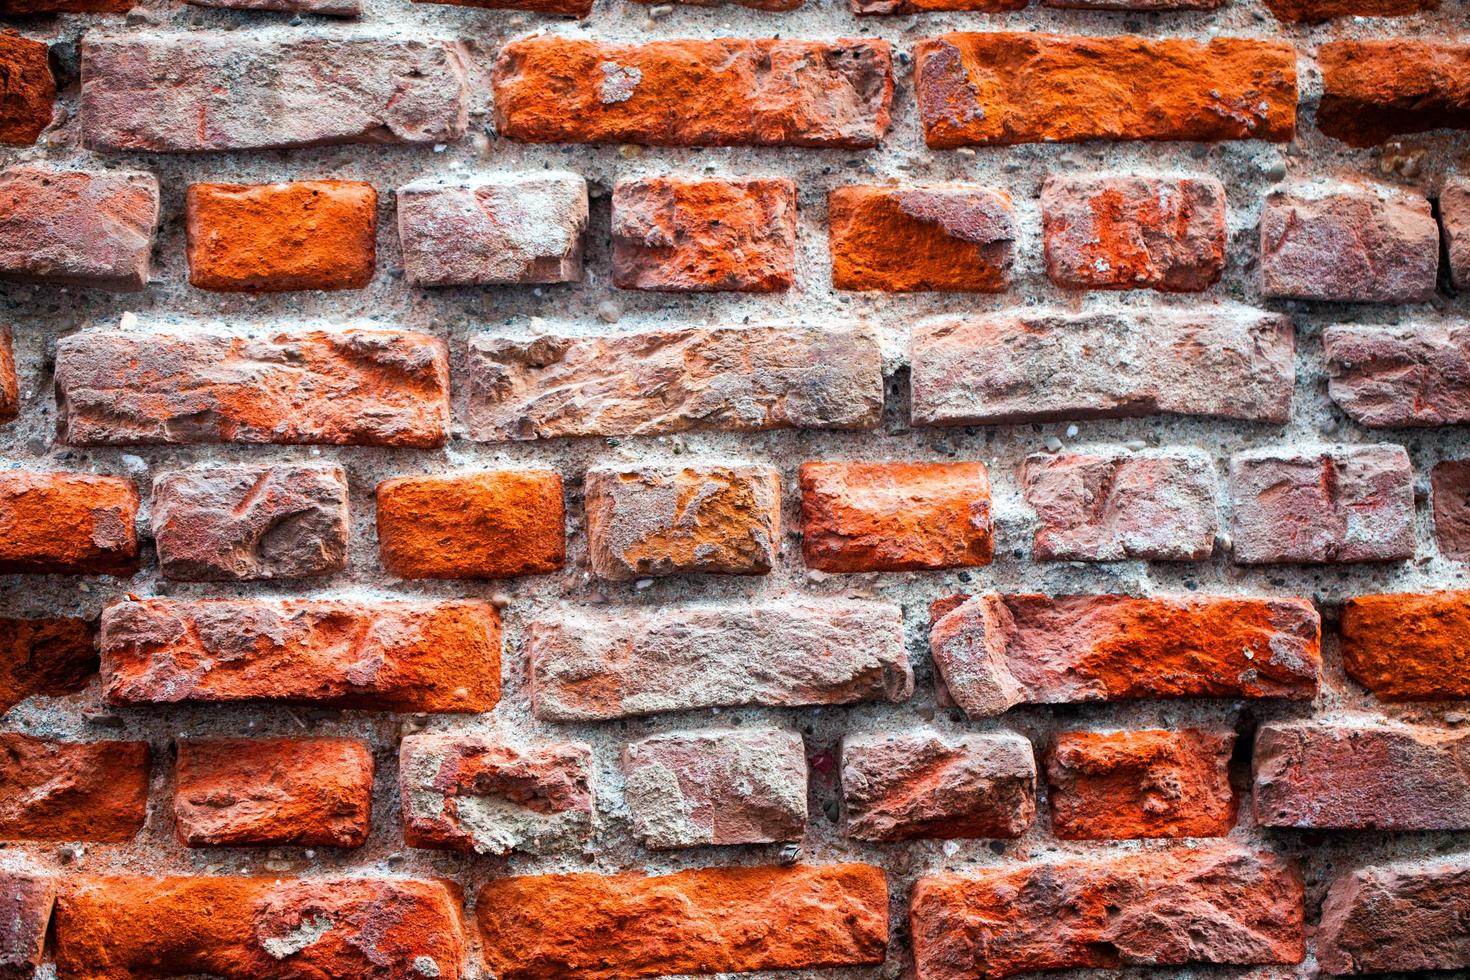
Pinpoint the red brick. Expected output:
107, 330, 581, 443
1046, 729, 1236, 839
613, 177, 795, 292
400, 733, 594, 856
586, 465, 779, 580
1318, 41, 1470, 147
415, 0, 589, 13
376, 471, 565, 580
56, 326, 450, 449
81, 35, 469, 152
0, 734, 148, 842
1042, 175, 1226, 292
0, 617, 95, 713
0, 873, 52, 978
930, 594, 1320, 717
1442, 178, 1470, 291
1266, 0, 1433, 18
186, 181, 377, 293
102, 599, 500, 713
911, 847, 1304, 980
187, 0, 361, 13
174, 737, 373, 847
1324, 323, 1470, 428
0, 167, 157, 291
828, 185, 1014, 292
1045, 0, 1219, 8
1433, 460, 1470, 560
492, 37, 893, 148
0, 472, 138, 576
54, 877, 466, 980
1318, 858, 1470, 974
0, 0, 131, 10
1340, 591, 1470, 701
477, 864, 888, 980
0, 31, 54, 145
799, 461, 992, 572
853, 0, 1021, 12
914, 34, 1296, 148
0, 327, 16, 423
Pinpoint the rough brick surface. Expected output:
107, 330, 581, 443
623, 727, 806, 848
1340, 591, 1470, 700
0, 472, 139, 576
417, 0, 592, 13
1432, 459, 1470, 559
1318, 858, 1470, 974
0, 167, 158, 291
1046, 729, 1237, 839
1440, 180, 1470, 296
1317, 41, 1470, 147
1266, 0, 1432, 18
0, 873, 52, 978
400, 733, 594, 855
0, 734, 148, 842
854, 0, 1022, 11
0, 328, 14, 425
477, 864, 888, 980
0, 617, 96, 714
187, 0, 361, 14
828, 185, 1014, 292
0, 31, 54, 145
1324, 323, 1470, 427
2, 0, 132, 9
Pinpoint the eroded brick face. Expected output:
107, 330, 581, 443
0, 167, 158, 291
828, 185, 1014, 292
1340, 591, 1470, 700
0, 734, 149, 842
0, 472, 139, 576
1319, 858, 1470, 974
1317, 40, 1470, 147
0, 31, 54, 145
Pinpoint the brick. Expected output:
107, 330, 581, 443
174, 737, 373, 848
1020, 451, 1217, 562
1228, 446, 1415, 564
1318, 858, 1470, 974
82, 34, 469, 152
0, 873, 52, 979
612, 177, 796, 292
853, 0, 1021, 12
1341, 591, 1470, 700
153, 465, 349, 581
400, 734, 593, 856
1260, 185, 1437, 303
0, 327, 15, 423
914, 34, 1296, 148
1318, 41, 1470, 148
1254, 720, 1470, 831
911, 309, 1294, 426
186, 181, 377, 293
1044, 0, 1219, 8
0, 617, 95, 713
1324, 323, 1470, 427
828, 185, 1014, 292
799, 461, 992, 572
1046, 729, 1236, 840
54, 877, 466, 980
376, 470, 565, 580
466, 325, 882, 441
478, 864, 888, 980
0, 472, 138, 576
0, 166, 157, 291
101, 598, 500, 712
841, 731, 1034, 841
1444, 178, 1470, 292
397, 173, 587, 286
930, 594, 1320, 717
1433, 460, 1470, 559
0, 31, 54, 145
0, 0, 131, 10
416, 0, 591, 12
187, 0, 361, 13
1041, 175, 1226, 292
530, 599, 911, 721
492, 37, 893, 148
0, 734, 148, 842
586, 465, 779, 580
1266, 0, 1433, 19
910, 847, 1304, 980
56, 326, 450, 449
623, 728, 806, 848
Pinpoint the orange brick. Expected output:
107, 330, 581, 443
1266, 0, 1433, 19
0, 733, 148, 842
0, 326, 16, 423
1318, 41, 1470, 147
0, 31, 54, 145
829, 185, 1014, 292
1341, 591, 1470, 700
0, 471, 138, 576
0, 617, 96, 713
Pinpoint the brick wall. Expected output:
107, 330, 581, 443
0, 0, 1468, 975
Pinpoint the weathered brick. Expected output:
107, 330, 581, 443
1324, 323, 1470, 427
640, 0, 800, 8
1318, 858, 1470, 974
1260, 185, 1437, 303
0, 873, 52, 978
376, 470, 565, 580
1341, 591, 1470, 700
1254, 720, 1470, 831
1229, 446, 1415, 564
530, 599, 911, 721
1042, 175, 1226, 292
102, 599, 500, 712
828, 185, 1014, 292
54, 877, 466, 980
911, 309, 1294, 426
153, 465, 349, 581
478, 864, 888, 980
0, 472, 138, 576
930, 594, 1320, 717
186, 181, 377, 293
853, 0, 1021, 11
1020, 450, 1217, 562
841, 731, 1034, 841
466, 325, 883, 441
1433, 460, 1470, 559
1044, 0, 1219, 9
492, 37, 893, 148
0, 617, 95, 713
56, 326, 450, 448
910, 847, 1304, 980
397, 173, 587, 286
187, 0, 361, 14
0, 166, 157, 291
799, 461, 992, 572
914, 34, 1296, 147
1046, 729, 1236, 839
1318, 41, 1470, 148
174, 737, 373, 848
0, 31, 54, 145
1, 0, 131, 10
0, 327, 16, 424
417, 0, 590, 13
1443, 178, 1470, 291
400, 734, 593, 856
1266, 0, 1433, 18
586, 465, 779, 580
0, 734, 148, 842
82, 34, 470, 152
